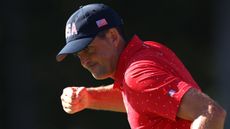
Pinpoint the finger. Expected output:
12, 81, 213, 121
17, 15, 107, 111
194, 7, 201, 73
62, 100, 72, 108
72, 89, 88, 107
61, 94, 74, 103
63, 107, 75, 114
63, 87, 75, 97
71, 87, 77, 99
75, 87, 86, 97
71, 87, 77, 92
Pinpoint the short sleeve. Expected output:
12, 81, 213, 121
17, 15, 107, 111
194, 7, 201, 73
124, 59, 193, 121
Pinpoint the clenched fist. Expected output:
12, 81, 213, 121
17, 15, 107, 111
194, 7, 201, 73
61, 87, 89, 114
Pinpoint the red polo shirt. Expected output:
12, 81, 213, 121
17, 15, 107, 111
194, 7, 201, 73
114, 35, 201, 129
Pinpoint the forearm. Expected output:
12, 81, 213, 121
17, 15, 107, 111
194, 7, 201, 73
190, 104, 226, 129
86, 84, 126, 112
176, 88, 226, 129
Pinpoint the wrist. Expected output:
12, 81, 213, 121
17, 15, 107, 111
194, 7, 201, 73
85, 87, 96, 109
85, 86, 109, 110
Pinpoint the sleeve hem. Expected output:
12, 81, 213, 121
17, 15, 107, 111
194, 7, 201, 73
172, 85, 193, 121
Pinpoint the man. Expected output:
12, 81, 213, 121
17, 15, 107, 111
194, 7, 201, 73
57, 3, 226, 129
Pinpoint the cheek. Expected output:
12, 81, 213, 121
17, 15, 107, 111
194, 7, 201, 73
94, 45, 117, 66
97, 51, 114, 64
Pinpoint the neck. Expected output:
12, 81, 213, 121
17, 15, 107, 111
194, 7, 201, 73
110, 39, 127, 79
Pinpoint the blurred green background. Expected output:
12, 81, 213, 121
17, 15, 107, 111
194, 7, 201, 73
1, 0, 229, 129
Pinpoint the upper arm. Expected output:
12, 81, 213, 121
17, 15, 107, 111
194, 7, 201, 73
177, 88, 225, 121
124, 59, 194, 120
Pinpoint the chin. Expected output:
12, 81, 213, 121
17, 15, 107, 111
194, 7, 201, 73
92, 75, 108, 80
91, 73, 111, 80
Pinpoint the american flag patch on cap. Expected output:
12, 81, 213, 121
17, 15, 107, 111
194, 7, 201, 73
96, 18, 108, 28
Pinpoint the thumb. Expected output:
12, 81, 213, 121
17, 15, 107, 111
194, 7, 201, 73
63, 87, 76, 98
75, 87, 87, 97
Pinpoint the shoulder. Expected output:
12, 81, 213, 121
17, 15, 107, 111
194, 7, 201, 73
124, 58, 168, 91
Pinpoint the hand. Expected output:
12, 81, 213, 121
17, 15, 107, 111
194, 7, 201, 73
61, 87, 89, 114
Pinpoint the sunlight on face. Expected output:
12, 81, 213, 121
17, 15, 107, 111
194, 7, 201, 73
76, 32, 119, 80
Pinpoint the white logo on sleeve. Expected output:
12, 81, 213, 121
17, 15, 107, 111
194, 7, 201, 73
168, 89, 176, 97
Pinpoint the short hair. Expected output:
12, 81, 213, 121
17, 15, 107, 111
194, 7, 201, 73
96, 25, 127, 42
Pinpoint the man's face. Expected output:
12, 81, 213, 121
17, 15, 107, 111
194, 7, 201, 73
75, 30, 120, 80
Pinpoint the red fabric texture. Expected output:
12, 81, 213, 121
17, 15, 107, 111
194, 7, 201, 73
114, 35, 201, 129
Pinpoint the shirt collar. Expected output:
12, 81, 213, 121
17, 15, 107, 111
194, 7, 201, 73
113, 35, 143, 89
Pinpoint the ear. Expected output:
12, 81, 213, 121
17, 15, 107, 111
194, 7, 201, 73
107, 28, 120, 47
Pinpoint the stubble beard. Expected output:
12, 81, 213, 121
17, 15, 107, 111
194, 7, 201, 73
90, 66, 114, 80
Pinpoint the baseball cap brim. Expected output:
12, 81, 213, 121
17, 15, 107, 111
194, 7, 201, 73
56, 37, 93, 62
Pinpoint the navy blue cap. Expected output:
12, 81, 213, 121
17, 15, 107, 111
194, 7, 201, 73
56, 3, 123, 62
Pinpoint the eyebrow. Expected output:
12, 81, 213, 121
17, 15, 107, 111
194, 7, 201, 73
77, 44, 93, 54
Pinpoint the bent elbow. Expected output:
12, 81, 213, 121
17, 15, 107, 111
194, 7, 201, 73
219, 107, 227, 119
209, 103, 227, 121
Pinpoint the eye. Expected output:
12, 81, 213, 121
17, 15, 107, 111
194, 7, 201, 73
82, 46, 90, 52
73, 46, 91, 58
73, 52, 79, 58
